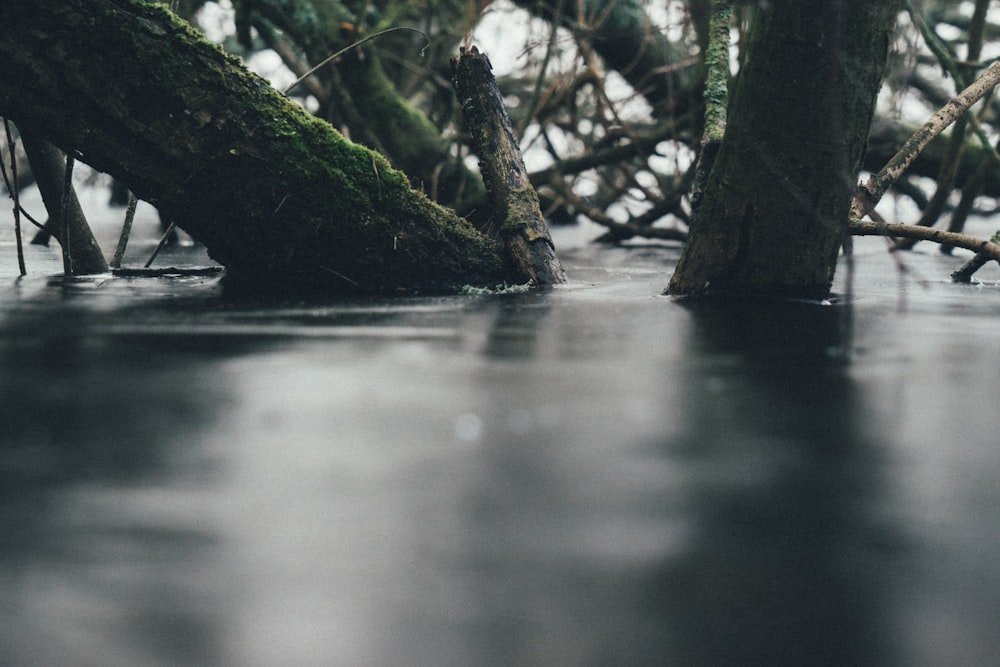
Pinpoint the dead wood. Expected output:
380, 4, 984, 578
451, 46, 566, 285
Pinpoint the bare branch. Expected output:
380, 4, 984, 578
850, 220, 1000, 263
851, 58, 1000, 220
951, 230, 1000, 282
282, 27, 430, 96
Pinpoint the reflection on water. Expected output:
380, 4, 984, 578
2, 239, 1000, 665
660, 301, 897, 665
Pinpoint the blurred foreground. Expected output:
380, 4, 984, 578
2, 192, 1000, 665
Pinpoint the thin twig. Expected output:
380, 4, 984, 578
2, 119, 25, 275
111, 192, 139, 269
282, 28, 430, 96
517, 0, 565, 138
905, 0, 967, 88
14, 203, 44, 230
144, 220, 177, 268
371, 155, 381, 201
319, 265, 360, 286
61, 153, 74, 274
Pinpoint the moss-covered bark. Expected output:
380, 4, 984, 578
688, 0, 731, 215
245, 0, 488, 217
452, 47, 566, 285
667, 0, 901, 299
0, 0, 502, 292
336, 49, 484, 211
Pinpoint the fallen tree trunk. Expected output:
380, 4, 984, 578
0, 0, 503, 293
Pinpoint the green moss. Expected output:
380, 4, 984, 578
700, 0, 731, 142
501, 186, 556, 245
131, 0, 247, 66
10, 0, 505, 294
459, 282, 531, 295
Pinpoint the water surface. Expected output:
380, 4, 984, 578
2, 218, 1000, 666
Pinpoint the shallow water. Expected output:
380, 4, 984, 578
2, 213, 1000, 666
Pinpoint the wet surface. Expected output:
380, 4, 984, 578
2, 213, 1000, 666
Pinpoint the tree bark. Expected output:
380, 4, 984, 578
688, 0, 731, 216
0, 0, 503, 293
452, 47, 566, 286
19, 130, 109, 274
667, 0, 901, 299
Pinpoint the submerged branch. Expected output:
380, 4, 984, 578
951, 230, 1000, 282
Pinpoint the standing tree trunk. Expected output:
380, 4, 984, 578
667, 1, 901, 300
0, 0, 503, 293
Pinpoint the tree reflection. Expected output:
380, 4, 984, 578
0, 289, 245, 667
652, 300, 904, 665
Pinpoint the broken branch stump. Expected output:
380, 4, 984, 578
451, 46, 566, 285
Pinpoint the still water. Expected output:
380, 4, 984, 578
2, 211, 1000, 665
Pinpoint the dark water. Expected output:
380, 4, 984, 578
2, 221, 1000, 666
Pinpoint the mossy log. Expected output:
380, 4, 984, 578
451, 46, 566, 286
0, 0, 503, 293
